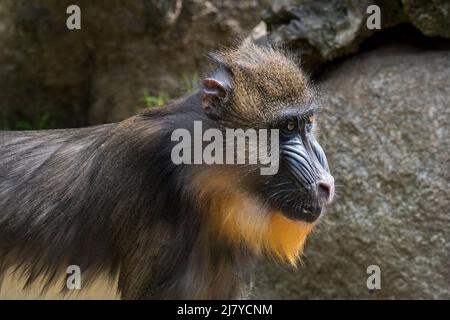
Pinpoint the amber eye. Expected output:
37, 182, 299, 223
285, 119, 297, 132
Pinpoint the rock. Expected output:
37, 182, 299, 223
258, 0, 449, 73
0, 0, 269, 126
403, 0, 450, 37
253, 42, 450, 299
0, 0, 91, 128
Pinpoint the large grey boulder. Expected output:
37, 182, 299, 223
253, 42, 450, 299
257, 0, 449, 73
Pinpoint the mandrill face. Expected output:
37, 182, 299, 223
201, 42, 334, 224
257, 109, 334, 223
196, 42, 335, 263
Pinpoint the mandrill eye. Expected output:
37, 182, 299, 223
283, 118, 297, 135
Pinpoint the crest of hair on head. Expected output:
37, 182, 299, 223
208, 40, 313, 125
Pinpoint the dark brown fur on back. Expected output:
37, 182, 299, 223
0, 94, 255, 299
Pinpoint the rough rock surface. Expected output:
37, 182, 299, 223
0, 0, 268, 126
252, 42, 450, 299
257, 0, 449, 73
403, 0, 450, 37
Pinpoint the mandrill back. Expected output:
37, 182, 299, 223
0, 94, 253, 299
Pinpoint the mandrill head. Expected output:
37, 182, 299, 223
189, 41, 334, 264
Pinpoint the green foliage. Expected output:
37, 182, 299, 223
182, 72, 199, 94
1, 118, 10, 131
143, 89, 170, 109
1, 113, 51, 131
142, 73, 199, 110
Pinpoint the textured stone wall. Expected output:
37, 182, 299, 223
253, 42, 450, 299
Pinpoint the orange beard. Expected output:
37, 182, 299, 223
190, 169, 316, 265
266, 212, 315, 265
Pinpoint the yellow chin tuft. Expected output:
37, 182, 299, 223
265, 212, 315, 265
190, 169, 316, 264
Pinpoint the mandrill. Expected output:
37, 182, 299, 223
0, 41, 334, 299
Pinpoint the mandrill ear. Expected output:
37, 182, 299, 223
201, 69, 232, 120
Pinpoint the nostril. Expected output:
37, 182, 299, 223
317, 181, 332, 202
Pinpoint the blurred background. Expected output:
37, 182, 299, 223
0, 0, 449, 299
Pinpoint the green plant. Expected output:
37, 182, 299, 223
0, 113, 51, 131
182, 72, 199, 94
17, 113, 51, 130
1, 118, 11, 131
143, 89, 170, 109
142, 73, 199, 110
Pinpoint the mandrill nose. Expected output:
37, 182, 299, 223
316, 179, 334, 204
